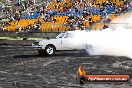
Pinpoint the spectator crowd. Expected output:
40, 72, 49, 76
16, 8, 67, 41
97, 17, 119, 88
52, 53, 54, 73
0, 0, 131, 32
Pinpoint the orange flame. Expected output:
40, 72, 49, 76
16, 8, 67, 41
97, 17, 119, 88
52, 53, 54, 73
77, 65, 86, 76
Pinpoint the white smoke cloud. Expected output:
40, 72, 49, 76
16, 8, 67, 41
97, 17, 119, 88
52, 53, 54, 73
74, 12, 132, 58
86, 30, 132, 58
109, 13, 132, 30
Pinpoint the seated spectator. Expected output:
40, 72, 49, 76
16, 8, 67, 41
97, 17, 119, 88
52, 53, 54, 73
33, 23, 40, 32
16, 24, 21, 32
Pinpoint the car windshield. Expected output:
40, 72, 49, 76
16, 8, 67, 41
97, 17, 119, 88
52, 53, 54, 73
64, 33, 74, 38
56, 33, 66, 39
65, 33, 75, 38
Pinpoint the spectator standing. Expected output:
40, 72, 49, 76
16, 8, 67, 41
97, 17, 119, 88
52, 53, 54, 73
89, 16, 92, 25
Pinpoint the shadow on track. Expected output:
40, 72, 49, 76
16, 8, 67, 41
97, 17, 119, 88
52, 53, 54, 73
14, 54, 43, 58
13, 52, 88, 58
54, 52, 89, 57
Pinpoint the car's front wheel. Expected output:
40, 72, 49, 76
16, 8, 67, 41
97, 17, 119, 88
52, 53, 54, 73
45, 45, 56, 56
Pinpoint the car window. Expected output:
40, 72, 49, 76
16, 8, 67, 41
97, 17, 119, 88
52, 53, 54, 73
56, 33, 66, 39
64, 33, 74, 38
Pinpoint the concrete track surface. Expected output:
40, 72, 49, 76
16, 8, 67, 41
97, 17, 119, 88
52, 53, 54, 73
0, 46, 132, 88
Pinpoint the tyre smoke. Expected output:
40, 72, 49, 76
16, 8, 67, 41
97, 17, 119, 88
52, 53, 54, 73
74, 13, 132, 58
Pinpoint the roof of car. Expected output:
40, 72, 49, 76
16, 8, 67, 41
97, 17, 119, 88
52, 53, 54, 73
66, 30, 87, 33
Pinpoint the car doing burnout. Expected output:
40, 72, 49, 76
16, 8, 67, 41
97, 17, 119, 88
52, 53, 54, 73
32, 31, 87, 56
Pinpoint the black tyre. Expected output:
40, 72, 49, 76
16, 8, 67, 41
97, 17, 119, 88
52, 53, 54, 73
45, 45, 56, 56
80, 76, 86, 85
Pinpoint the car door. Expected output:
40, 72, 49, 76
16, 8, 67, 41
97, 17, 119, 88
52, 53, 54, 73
54, 32, 66, 50
61, 32, 76, 50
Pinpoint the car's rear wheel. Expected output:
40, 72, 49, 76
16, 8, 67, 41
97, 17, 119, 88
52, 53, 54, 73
45, 45, 56, 56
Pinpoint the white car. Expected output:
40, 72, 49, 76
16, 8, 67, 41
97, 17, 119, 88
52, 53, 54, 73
32, 31, 87, 56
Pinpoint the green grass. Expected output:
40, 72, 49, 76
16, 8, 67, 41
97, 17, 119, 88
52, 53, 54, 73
0, 36, 44, 40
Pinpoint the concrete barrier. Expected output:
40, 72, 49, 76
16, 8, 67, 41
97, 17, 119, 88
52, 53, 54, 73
0, 40, 35, 46
0, 32, 60, 38
0, 32, 62, 46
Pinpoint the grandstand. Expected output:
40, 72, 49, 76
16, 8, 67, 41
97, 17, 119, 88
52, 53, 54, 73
0, 0, 131, 32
